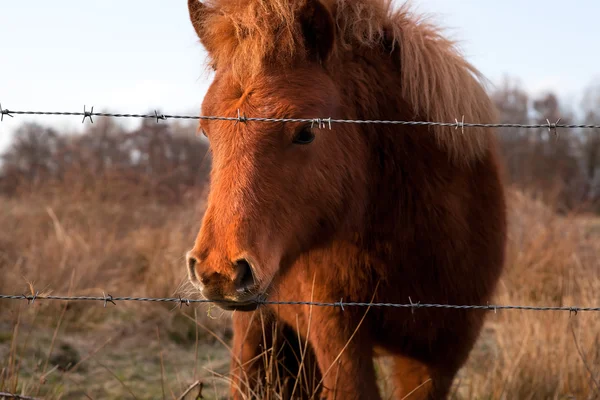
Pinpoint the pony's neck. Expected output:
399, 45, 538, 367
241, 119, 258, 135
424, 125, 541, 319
329, 45, 449, 247
325, 49, 400, 240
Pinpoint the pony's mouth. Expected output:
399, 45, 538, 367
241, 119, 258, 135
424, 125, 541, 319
218, 275, 276, 312
195, 276, 275, 312
214, 285, 274, 312
216, 300, 261, 312
210, 293, 269, 311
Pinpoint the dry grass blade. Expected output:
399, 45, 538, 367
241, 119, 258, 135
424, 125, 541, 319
35, 271, 75, 396
400, 378, 432, 400
289, 273, 317, 399
176, 380, 203, 400
6, 306, 22, 394
95, 360, 139, 400
569, 321, 600, 394
156, 326, 167, 400
193, 309, 200, 381
61, 335, 116, 377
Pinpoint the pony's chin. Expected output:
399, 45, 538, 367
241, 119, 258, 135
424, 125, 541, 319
208, 291, 269, 312
217, 301, 260, 312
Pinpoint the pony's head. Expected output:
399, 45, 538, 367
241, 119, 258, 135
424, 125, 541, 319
185, 0, 369, 310
184, 0, 497, 310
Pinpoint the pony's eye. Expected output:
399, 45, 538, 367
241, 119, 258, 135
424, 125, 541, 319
292, 127, 315, 145
199, 128, 208, 138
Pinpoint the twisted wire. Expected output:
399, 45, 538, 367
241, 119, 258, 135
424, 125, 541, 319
0, 293, 595, 314
2, 105, 600, 129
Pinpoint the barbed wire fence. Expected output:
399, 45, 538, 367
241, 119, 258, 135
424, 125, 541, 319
0, 102, 599, 314
0, 102, 599, 313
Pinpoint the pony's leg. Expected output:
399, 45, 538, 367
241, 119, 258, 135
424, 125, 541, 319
275, 323, 322, 400
229, 310, 272, 400
388, 355, 453, 400
230, 310, 312, 399
305, 310, 381, 400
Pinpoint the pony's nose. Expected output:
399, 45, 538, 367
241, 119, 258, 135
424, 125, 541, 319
187, 254, 199, 282
233, 258, 256, 293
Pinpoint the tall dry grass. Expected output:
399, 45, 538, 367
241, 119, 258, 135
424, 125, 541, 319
449, 189, 600, 399
0, 183, 206, 320
0, 180, 234, 398
1, 181, 599, 399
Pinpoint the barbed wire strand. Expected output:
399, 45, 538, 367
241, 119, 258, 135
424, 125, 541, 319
2, 105, 600, 130
0, 293, 596, 314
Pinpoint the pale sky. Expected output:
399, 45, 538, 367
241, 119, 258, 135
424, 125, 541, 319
1, 1, 599, 151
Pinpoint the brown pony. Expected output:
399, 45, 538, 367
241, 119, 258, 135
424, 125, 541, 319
185, 0, 507, 398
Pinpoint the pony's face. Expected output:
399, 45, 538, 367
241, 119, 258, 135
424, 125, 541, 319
185, 0, 368, 310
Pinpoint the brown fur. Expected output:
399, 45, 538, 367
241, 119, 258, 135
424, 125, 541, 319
186, 0, 507, 398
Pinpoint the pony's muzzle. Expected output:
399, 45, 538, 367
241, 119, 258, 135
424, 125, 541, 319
186, 252, 260, 310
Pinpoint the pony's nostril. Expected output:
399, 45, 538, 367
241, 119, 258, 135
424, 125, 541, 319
187, 256, 198, 281
233, 258, 255, 293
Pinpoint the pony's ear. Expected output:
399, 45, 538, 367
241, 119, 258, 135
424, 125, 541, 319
298, 0, 335, 64
188, 0, 212, 49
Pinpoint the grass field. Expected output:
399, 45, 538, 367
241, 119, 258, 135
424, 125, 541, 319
1, 186, 599, 399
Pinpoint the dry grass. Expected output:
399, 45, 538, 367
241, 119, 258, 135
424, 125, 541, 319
0, 183, 234, 399
1, 183, 599, 399
449, 190, 600, 400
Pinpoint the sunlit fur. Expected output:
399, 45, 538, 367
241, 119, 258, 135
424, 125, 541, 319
186, 0, 507, 399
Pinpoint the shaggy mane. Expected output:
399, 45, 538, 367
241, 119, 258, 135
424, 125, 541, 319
195, 0, 496, 162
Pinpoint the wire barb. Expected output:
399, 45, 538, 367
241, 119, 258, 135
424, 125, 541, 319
102, 292, 116, 308
569, 306, 578, 316
178, 295, 190, 309
82, 105, 94, 124
408, 296, 421, 314
235, 109, 248, 125
0, 103, 14, 121
455, 115, 465, 134
154, 110, 167, 123
311, 118, 332, 129
547, 118, 561, 139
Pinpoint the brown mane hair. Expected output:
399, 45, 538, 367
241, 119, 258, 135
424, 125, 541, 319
190, 0, 495, 162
